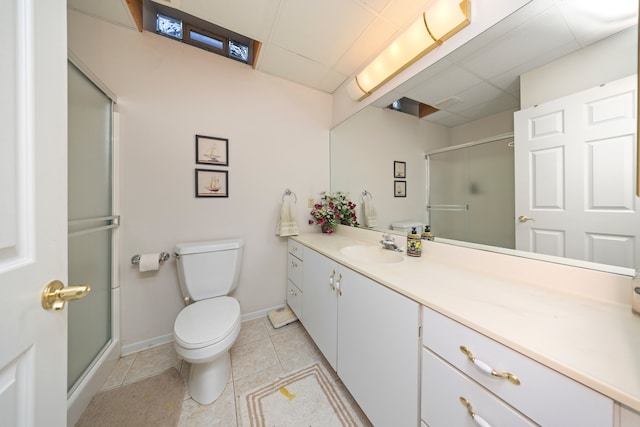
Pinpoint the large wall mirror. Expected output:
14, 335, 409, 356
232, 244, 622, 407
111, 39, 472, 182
331, 1, 638, 274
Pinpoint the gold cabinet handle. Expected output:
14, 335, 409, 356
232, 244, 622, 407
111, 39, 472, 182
460, 346, 520, 385
460, 397, 492, 427
336, 273, 343, 296
329, 270, 336, 291
41, 280, 91, 311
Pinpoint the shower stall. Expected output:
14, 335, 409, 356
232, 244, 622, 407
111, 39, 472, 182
426, 133, 515, 249
67, 60, 121, 424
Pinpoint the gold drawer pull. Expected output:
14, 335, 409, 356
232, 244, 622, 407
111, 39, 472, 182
460, 346, 521, 385
460, 397, 492, 427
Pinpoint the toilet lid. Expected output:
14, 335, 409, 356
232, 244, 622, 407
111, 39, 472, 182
174, 297, 240, 350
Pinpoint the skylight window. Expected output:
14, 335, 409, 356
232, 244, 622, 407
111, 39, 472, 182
156, 14, 182, 40
146, 0, 257, 66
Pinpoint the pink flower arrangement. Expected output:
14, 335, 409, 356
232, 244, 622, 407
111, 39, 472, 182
308, 192, 359, 233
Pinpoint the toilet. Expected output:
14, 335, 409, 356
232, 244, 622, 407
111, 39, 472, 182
173, 239, 243, 405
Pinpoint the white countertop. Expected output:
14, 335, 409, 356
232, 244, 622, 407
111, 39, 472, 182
291, 229, 640, 412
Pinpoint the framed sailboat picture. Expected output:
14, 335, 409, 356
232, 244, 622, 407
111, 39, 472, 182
196, 135, 229, 166
195, 169, 228, 198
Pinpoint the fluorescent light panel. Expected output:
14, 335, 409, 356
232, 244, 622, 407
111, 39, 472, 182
348, 0, 470, 101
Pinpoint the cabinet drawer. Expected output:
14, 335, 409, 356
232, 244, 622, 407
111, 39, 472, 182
422, 306, 613, 427
287, 253, 303, 287
287, 280, 302, 319
422, 348, 535, 427
288, 239, 304, 259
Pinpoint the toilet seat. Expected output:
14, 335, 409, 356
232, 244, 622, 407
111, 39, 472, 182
174, 296, 240, 350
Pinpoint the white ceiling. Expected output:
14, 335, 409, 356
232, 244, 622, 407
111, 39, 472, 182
68, 0, 637, 127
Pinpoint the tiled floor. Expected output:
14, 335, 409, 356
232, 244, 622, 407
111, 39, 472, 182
97, 316, 366, 426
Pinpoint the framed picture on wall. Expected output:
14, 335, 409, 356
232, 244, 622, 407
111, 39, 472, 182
394, 161, 406, 178
196, 135, 229, 166
394, 180, 406, 197
195, 169, 228, 198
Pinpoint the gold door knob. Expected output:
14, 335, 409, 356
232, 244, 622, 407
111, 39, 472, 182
518, 215, 535, 223
41, 280, 91, 311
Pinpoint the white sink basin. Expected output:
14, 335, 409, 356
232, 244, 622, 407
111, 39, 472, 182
340, 245, 404, 264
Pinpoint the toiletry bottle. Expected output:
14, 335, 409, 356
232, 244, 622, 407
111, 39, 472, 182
421, 225, 433, 241
632, 267, 640, 317
407, 227, 422, 257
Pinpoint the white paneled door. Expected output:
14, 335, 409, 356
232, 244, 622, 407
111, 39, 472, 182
515, 74, 638, 268
0, 0, 70, 425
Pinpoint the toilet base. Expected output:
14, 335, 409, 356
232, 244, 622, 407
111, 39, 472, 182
188, 351, 231, 405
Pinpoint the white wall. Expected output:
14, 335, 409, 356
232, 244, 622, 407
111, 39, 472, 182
331, 107, 449, 229
68, 11, 331, 350
520, 26, 637, 108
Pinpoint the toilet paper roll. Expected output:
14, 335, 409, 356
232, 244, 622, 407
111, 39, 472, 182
139, 253, 160, 272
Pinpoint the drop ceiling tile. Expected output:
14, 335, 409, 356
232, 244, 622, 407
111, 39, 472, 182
422, 110, 468, 128
258, 45, 329, 88
456, 93, 519, 121
318, 68, 349, 93
333, 16, 399, 76
382, 0, 431, 27
444, 82, 503, 113
270, 0, 376, 65
410, 65, 482, 105
179, 0, 281, 41
460, 7, 576, 80
356, 0, 393, 14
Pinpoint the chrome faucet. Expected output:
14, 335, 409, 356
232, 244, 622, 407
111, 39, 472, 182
380, 233, 402, 252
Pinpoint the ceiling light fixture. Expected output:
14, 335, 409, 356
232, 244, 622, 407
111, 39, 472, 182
347, 0, 470, 101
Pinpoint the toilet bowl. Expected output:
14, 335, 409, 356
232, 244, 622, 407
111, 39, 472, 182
174, 297, 241, 404
172, 239, 244, 405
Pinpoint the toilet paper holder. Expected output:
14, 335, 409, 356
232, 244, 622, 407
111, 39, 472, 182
131, 252, 171, 265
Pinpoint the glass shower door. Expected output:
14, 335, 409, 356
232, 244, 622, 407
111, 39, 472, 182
67, 63, 115, 393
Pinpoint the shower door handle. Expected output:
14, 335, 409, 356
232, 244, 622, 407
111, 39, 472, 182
41, 280, 91, 311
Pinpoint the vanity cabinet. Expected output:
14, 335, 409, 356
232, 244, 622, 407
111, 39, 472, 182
301, 246, 420, 427
421, 306, 614, 427
286, 240, 304, 319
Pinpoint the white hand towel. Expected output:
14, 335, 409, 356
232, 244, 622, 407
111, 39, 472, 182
363, 196, 377, 228
276, 197, 299, 236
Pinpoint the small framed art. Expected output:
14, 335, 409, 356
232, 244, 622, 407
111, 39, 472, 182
394, 180, 406, 197
195, 169, 228, 198
394, 161, 406, 178
196, 135, 229, 166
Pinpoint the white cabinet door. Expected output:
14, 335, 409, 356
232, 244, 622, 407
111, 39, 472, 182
338, 266, 420, 427
301, 247, 339, 369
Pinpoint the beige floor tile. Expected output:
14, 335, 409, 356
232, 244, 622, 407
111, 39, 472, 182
230, 336, 279, 380
178, 382, 237, 427
271, 323, 318, 363
100, 353, 135, 391
234, 318, 268, 347
124, 342, 180, 384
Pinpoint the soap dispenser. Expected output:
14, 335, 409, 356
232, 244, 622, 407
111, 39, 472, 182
407, 227, 422, 257
421, 225, 433, 241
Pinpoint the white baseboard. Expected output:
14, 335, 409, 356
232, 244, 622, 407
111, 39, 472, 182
121, 306, 286, 356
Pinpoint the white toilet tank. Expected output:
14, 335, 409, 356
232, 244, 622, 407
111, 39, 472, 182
174, 239, 243, 301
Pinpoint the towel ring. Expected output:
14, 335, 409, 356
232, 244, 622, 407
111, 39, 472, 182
361, 190, 373, 202
282, 188, 297, 203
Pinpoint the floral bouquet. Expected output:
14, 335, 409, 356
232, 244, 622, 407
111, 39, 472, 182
309, 192, 359, 233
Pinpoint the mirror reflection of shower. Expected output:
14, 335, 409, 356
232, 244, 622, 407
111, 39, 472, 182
427, 134, 515, 249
